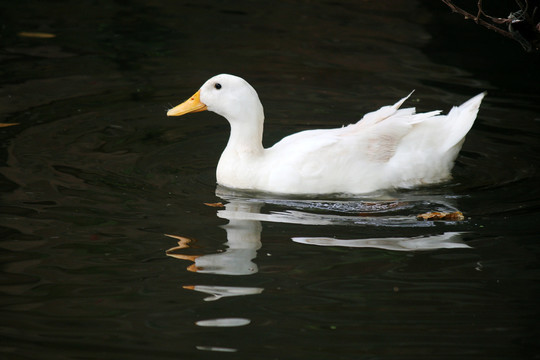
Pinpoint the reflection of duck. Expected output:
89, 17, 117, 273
218, 197, 470, 252
292, 232, 469, 251
166, 198, 471, 299
167, 74, 485, 194
166, 201, 262, 275
183, 285, 263, 302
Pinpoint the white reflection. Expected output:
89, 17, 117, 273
196, 201, 262, 275
216, 187, 464, 228
292, 232, 469, 251
166, 201, 262, 275
216, 196, 470, 252
195, 317, 251, 327
216, 199, 469, 251
217, 203, 428, 227
196, 346, 237, 353
167, 193, 471, 280
183, 285, 264, 301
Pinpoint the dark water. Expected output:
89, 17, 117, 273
1, 1, 539, 359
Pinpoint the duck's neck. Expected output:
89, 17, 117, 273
224, 111, 265, 156
216, 106, 265, 188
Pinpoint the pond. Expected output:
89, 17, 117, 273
1, 1, 539, 359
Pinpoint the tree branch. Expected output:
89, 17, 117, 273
441, 0, 515, 38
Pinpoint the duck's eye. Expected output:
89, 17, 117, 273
214, 83, 222, 90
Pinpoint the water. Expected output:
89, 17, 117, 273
1, 1, 539, 359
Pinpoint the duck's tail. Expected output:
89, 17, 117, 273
387, 92, 486, 189
441, 92, 486, 152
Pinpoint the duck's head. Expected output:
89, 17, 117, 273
167, 74, 264, 124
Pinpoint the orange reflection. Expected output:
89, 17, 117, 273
18, 32, 56, 38
165, 234, 201, 272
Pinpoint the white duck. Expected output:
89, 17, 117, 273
167, 74, 485, 195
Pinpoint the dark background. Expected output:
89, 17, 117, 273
1, 1, 539, 359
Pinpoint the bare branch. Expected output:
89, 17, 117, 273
441, 0, 516, 39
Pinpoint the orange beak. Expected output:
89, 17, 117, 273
167, 89, 207, 116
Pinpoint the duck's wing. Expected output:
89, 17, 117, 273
263, 105, 418, 192
270, 92, 424, 162
347, 92, 442, 162
262, 92, 484, 193
352, 92, 485, 161
264, 94, 424, 177
357, 91, 416, 126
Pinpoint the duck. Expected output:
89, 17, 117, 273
167, 74, 485, 195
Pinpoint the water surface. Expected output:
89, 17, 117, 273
1, 1, 539, 359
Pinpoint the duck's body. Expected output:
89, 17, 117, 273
168, 74, 485, 195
